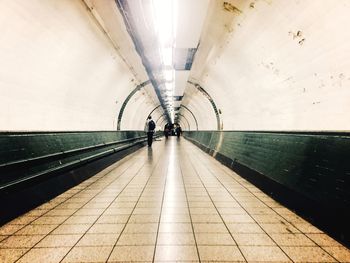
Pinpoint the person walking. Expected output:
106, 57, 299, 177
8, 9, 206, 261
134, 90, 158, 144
145, 116, 156, 146
175, 125, 182, 138
164, 123, 170, 139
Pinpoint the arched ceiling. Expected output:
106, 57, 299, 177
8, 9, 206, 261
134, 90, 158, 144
0, 0, 163, 131
1, 0, 349, 131
186, 0, 350, 131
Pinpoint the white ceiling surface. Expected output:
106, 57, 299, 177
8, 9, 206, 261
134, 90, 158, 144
174, 0, 210, 124
0, 0, 161, 131
175, 0, 210, 48
2, 0, 349, 132
181, 0, 350, 130
174, 71, 190, 96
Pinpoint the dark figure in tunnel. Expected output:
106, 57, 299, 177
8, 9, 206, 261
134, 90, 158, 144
146, 116, 155, 146
164, 123, 170, 139
176, 125, 182, 138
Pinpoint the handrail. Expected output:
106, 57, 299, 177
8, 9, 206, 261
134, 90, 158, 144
0, 134, 164, 193
0, 136, 147, 168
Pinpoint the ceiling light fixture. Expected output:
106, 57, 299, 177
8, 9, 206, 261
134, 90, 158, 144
152, 0, 177, 123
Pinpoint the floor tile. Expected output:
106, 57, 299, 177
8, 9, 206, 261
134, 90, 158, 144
198, 245, 244, 261
221, 214, 255, 223
323, 246, 350, 262
76, 233, 119, 246
32, 216, 68, 225
251, 214, 286, 223
124, 223, 158, 233
7, 216, 37, 225
51, 224, 91, 235
193, 223, 228, 233
282, 246, 337, 262
196, 233, 236, 245
157, 232, 195, 245
74, 209, 105, 216
17, 247, 70, 263
240, 245, 291, 262
191, 214, 222, 223
15, 225, 56, 235
293, 223, 323, 234
96, 215, 129, 224
270, 233, 316, 246
0, 224, 24, 235
46, 209, 76, 217
0, 248, 28, 263
160, 214, 191, 223
64, 216, 98, 225
129, 214, 160, 223
260, 223, 300, 234
154, 245, 198, 261
218, 208, 248, 216
108, 245, 154, 261
307, 233, 343, 247
159, 223, 193, 233
36, 234, 82, 247
233, 233, 275, 246
227, 223, 264, 234
87, 223, 124, 234
117, 233, 157, 245
62, 246, 113, 262
0, 235, 44, 248
189, 208, 218, 215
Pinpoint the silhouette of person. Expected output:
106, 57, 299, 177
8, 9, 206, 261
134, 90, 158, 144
145, 116, 156, 146
175, 125, 182, 138
164, 123, 170, 139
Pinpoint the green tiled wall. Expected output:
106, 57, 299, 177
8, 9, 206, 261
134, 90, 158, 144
184, 131, 350, 211
0, 131, 147, 191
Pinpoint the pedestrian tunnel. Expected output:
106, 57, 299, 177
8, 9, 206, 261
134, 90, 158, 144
1, 0, 350, 261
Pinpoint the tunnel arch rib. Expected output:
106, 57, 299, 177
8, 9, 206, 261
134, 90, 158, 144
180, 105, 199, 131
176, 113, 191, 130
187, 80, 221, 130
117, 80, 165, 130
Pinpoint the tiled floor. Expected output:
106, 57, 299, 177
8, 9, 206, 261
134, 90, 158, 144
0, 137, 349, 262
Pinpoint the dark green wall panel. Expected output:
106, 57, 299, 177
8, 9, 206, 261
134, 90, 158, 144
0, 131, 148, 192
184, 131, 350, 210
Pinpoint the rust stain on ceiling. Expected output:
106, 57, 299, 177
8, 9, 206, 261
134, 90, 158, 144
223, 2, 242, 14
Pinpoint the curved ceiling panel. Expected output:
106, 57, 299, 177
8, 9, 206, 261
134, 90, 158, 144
2, 0, 349, 132
184, 0, 350, 131
0, 0, 160, 131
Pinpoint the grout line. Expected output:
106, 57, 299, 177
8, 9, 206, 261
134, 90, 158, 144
105, 142, 166, 262
178, 145, 202, 263
11, 151, 143, 262
185, 141, 295, 262
152, 142, 171, 263
200, 147, 341, 262
17, 148, 142, 261
59, 159, 148, 262
180, 142, 247, 263
192, 141, 342, 262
